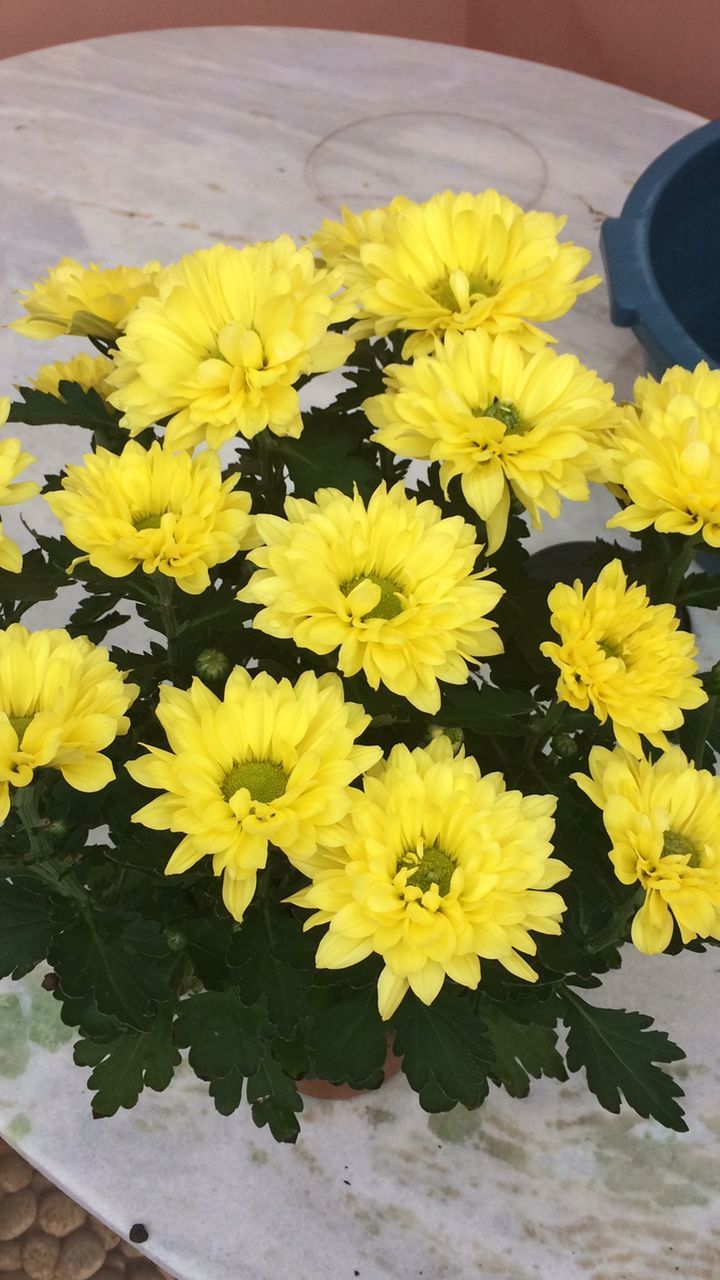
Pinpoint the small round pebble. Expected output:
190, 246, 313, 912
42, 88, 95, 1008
0, 1154, 33, 1194
119, 1241, 141, 1259
30, 1173, 55, 1195
0, 1239, 21, 1272
102, 1255, 126, 1273
21, 1230, 60, 1280
55, 1227, 106, 1280
37, 1189, 86, 1238
90, 1221, 120, 1251
0, 1188, 37, 1241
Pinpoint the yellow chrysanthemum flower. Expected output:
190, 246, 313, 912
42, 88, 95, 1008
32, 353, 114, 399
310, 196, 410, 272
574, 745, 720, 954
0, 396, 39, 574
290, 735, 568, 1019
238, 482, 504, 714
12, 258, 160, 341
107, 238, 355, 451
0, 625, 138, 822
606, 362, 720, 547
365, 330, 618, 552
313, 189, 598, 358
45, 441, 256, 595
540, 559, 707, 756
127, 670, 381, 922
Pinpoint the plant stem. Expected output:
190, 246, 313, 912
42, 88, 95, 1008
153, 576, 178, 661
693, 693, 717, 769
15, 784, 53, 858
519, 699, 566, 769
256, 431, 286, 516
662, 535, 699, 603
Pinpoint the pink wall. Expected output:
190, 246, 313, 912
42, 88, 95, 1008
2, 0, 718, 118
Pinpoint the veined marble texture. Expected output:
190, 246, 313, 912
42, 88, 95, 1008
0, 26, 718, 1280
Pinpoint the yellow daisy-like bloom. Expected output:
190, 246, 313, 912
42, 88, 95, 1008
45, 441, 257, 595
238, 482, 504, 714
127, 670, 381, 922
107, 238, 355, 451
540, 559, 707, 756
290, 735, 568, 1019
32, 353, 114, 399
12, 258, 160, 341
0, 396, 39, 574
365, 330, 618, 552
606, 362, 720, 547
573, 745, 720, 954
310, 196, 410, 273
0, 624, 138, 823
314, 189, 598, 358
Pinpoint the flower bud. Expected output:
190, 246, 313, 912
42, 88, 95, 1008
195, 649, 231, 682
552, 733, 578, 760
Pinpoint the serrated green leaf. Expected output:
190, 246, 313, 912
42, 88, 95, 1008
49, 909, 175, 1031
75, 1008, 180, 1117
479, 1001, 567, 1097
438, 682, 535, 735
174, 989, 264, 1083
247, 1047, 303, 1144
306, 981, 387, 1089
232, 899, 314, 1038
178, 917, 236, 990
677, 571, 720, 610
0, 877, 59, 978
0, 548, 63, 608
561, 990, 687, 1131
8, 383, 120, 432
277, 408, 378, 499
391, 986, 493, 1112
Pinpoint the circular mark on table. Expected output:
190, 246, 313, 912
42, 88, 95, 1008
305, 112, 548, 214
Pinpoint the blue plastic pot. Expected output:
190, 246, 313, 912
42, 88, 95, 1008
601, 119, 720, 378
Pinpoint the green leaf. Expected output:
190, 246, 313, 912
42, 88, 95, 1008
561, 990, 687, 1131
391, 986, 493, 1112
75, 1008, 180, 1117
177, 917, 236, 991
8, 383, 121, 433
232, 899, 315, 1039
0, 548, 63, 607
50, 910, 175, 1031
438, 682, 535, 736
306, 981, 387, 1089
277, 408, 378, 499
247, 1047, 303, 1143
0, 877, 58, 979
677, 571, 720, 610
173, 989, 264, 1099
478, 1000, 567, 1098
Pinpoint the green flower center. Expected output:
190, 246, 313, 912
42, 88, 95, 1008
599, 638, 624, 659
474, 398, 526, 435
341, 572, 403, 621
399, 843, 455, 897
134, 513, 163, 531
8, 715, 33, 740
430, 272, 497, 311
221, 760, 288, 805
661, 829, 702, 868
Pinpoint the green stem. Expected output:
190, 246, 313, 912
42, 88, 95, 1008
153, 576, 178, 661
519, 699, 566, 769
693, 693, 717, 769
256, 431, 286, 516
662, 535, 699, 603
15, 785, 53, 858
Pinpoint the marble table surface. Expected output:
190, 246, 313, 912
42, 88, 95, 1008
0, 24, 718, 1280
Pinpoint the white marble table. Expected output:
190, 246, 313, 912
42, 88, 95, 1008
0, 26, 718, 1280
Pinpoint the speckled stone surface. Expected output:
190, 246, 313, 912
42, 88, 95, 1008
0, 25, 718, 1280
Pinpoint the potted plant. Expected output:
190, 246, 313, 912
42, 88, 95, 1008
1, 189, 718, 1143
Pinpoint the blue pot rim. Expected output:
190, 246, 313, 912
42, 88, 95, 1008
600, 118, 720, 372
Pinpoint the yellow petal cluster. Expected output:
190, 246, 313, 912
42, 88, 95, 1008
108, 238, 355, 451
366, 330, 618, 552
12, 258, 160, 341
32, 353, 114, 399
128, 670, 381, 922
290, 735, 568, 1019
313, 189, 598, 358
574, 745, 720, 954
45, 441, 256, 595
606, 362, 720, 547
541, 559, 706, 756
0, 397, 39, 574
238, 481, 504, 713
0, 625, 138, 821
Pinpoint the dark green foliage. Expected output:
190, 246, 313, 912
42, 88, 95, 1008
0, 877, 60, 979
561, 990, 687, 1131
392, 987, 493, 1112
74, 1008, 180, 1117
